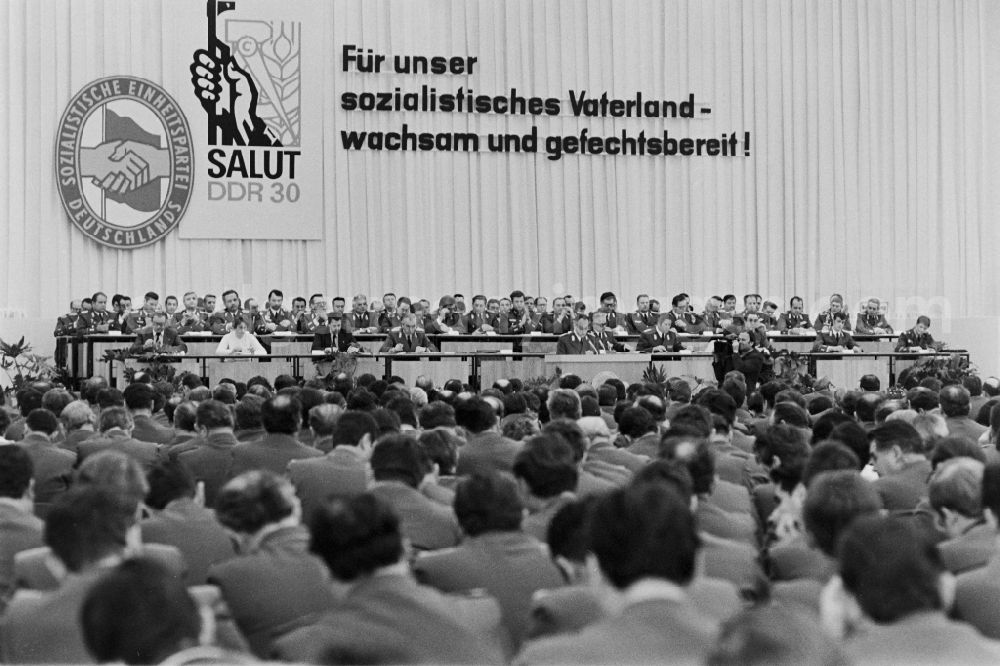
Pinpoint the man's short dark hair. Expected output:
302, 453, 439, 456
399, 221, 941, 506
45, 486, 133, 572
720, 377, 747, 409
803, 470, 882, 556
828, 422, 870, 470
195, 399, 234, 430
370, 435, 426, 488
659, 436, 715, 495
838, 515, 944, 623
618, 406, 657, 438
930, 437, 987, 468
771, 402, 810, 429
928, 457, 984, 518
589, 483, 699, 589
454, 397, 497, 434
939, 385, 972, 418
41, 389, 73, 417
261, 394, 302, 434
542, 420, 588, 463
82, 558, 201, 665
25, 408, 59, 435
234, 395, 263, 431
331, 411, 380, 448
171, 401, 197, 432
418, 402, 456, 429
803, 442, 861, 487
870, 420, 923, 455
755, 424, 811, 492
309, 494, 403, 582
695, 389, 737, 425
907, 387, 939, 413
346, 388, 378, 412
417, 429, 460, 475
145, 458, 196, 511
309, 404, 342, 437
82, 377, 109, 404
859, 374, 881, 391
384, 395, 418, 429
512, 434, 578, 498
668, 405, 713, 438
596, 384, 617, 408
0, 444, 33, 499
454, 472, 523, 536
546, 389, 582, 421
214, 471, 296, 535
636, 394, 667, 423
123, 382, 156, 411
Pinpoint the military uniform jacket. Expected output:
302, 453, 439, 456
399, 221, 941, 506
348, 311, 374, 332
664, 310, 708, 334
497, 309, 537, 334
855, 313, 894, 334
53, 313, 80, 337
896, 328, 935, 351
776, 311, 812, 332
461, 311, 499, 334
635, 328, 684, 353
556, 332, 598, 355
540, 313, 572, 335
75, 310, 111, 334
209, 309, 246, 335
257, 307, 295, 334
174, 310, 208, 333
625, 310, 656, 335
380, 329, 438, 353
814, 310, 852, 332
812, 330, 857, 351
589, 330, 628, 353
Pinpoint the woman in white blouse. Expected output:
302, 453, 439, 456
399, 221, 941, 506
215, 317, 267, 355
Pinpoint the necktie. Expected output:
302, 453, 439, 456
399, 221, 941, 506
155, 333, 162, 349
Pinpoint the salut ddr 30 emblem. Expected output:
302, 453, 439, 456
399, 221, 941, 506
54, 77, 194, 249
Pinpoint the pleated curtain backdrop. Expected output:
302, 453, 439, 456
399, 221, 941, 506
1, 0, 998, 323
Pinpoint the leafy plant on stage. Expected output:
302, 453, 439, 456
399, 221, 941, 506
524, 366, 562, 390
642, 363, 669, 389
0, 336, 63, 401
771, 350, 816, 393
896, 354, 976, 388
314, 352, 359, 381
102, 348, 182, 388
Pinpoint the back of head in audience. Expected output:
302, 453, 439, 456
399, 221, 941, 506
0, 444, 33, 500
145, 458, 197, 511
82, 558, 201, 665
370, 435, 427, 488
588, 483, 699, 589
803, 470, 882, 557
214, 471, 299, 538
802, 442, 861, 487
837, 515, 945, 623
454, 396, 498, 434
707, 603, 848, 666
45, 485, 136, 573
417, 428, 460, 476
755, 424, 810, 492
309, 494, 403, 582
513, 434, 578, 499
454, 472, 523, 536
927, 457, 984, 534
261, 394, 302, 434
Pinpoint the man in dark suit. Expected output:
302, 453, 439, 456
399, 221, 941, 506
230, 394, 322, 477
311, 315, 362, 353
288, 410, 379, 521
0, 486, 138, 663
379, 313, 438, 353
928, 457, 992, 574
414, 473, 565, 655
368, 435, 461, 550
812, 312, 857, 352
17, 409, 75, 506
209, 471, 337, 658
835, 516, 1000, 663
79, 407, 162, 470
273, 493, 504, 664
0, 446, 44, 613
556, 313, 598, 354
869, 421, 933, 511
173, 400, 240, 508
455, 397, 523, 476
129, 312, 187, 355
517, 483, 719, 664
512, 434, 579, 542
636, 316, 685, 353
140, 458, 235, 584
124, 382, 175, 445
939, 385, 989, 443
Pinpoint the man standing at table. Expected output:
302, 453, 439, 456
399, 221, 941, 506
209, 290, 244, 334
380, 314, 437, 353
855, 298, 894, 334
557, 314, 598, 354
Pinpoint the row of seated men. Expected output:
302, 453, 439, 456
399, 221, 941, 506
3, 367, 1000, 663
56, 290, 940, 359
55, 289, 906, 338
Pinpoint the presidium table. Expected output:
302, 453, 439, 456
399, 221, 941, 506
54, 329, 964, 389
